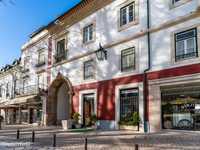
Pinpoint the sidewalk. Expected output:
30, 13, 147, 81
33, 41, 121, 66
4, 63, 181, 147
1, 125, 200, 149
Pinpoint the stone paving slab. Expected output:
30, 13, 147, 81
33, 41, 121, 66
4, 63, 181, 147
1, 126, 200, 150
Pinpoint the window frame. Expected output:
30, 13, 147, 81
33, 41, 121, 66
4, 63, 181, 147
38, 49, 46, 65
118, 0, 139, 31
23, 78, 29, 94
55, 38, 67, 63
38, 73, 45, 90
174, 28, 198, 62
119, 88, 139, 121
23, 56, 30, 71
170, 0, 192, 8
83, 59, 95, 80
56, 39, 66, 56
6, 83, 10, 98
83, 24, 94, 44
121, 47, 136, 72
0, 85, 2, 98
120, 2, 136, 27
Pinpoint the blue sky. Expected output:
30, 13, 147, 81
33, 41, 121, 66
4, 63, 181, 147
0, 0, 81, 68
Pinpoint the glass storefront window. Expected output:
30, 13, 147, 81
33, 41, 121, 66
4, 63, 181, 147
161, 84, 200, 130
120, 88, 139, 122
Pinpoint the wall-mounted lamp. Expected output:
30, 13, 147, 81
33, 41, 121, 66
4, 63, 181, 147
95, 43, 107, 61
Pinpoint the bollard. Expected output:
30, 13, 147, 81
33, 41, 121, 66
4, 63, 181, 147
53, 134, 56, 147
32, 130, 35, 143
16, 129, 20, 139
85, 137, 87, 150
135, 144, 139, 150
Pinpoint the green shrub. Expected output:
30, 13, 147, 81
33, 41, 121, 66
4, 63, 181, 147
119, 112, 140, 126
132, 112, 140, 126
90, 114, 97, 125
72, 112, 81, 124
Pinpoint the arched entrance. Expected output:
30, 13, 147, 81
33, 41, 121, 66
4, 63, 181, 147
46, 73, 73, 125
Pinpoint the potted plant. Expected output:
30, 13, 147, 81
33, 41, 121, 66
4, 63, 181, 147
0, 115, 4, 130
119, 112, 140, 131
90, 114, 98, 129
72, 112, 81, 129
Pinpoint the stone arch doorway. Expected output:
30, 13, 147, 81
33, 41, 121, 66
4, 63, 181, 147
46, 73, 74, 125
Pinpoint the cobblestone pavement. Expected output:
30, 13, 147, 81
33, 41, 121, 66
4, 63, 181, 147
0, 125, 200, 150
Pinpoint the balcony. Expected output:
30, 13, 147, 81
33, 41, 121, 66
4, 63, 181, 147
54, 50, 68, 64
14, 84, 47, 97
35, 60, 46, 68
21, 68, 29, 73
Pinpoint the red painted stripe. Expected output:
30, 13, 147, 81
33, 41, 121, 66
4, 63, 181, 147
72, 63, 200, 121
47, 37, 52, 85
147, 63, 200, 80
73, 74, 143, 120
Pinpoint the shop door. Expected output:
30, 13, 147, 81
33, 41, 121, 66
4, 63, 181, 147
83, 94, 95, 126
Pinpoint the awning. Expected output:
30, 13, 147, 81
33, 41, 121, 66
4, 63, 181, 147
7, 95, 37, 105
5, 94, 41, 106
0, 104, 18, 109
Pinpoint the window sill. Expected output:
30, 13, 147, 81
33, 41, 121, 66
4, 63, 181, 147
118, 20, 139, 32
169, 0, 192, 9
120, 69, 137, 76
35, 62, 46, 68
21, 69, 29, 73
83, 77, 95, 81
82, 77, 96, 83
172, 56, 200, 67
83, 40, 95, 46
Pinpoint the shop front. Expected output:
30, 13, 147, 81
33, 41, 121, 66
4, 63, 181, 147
0, 95, 43, 125
161, 83, 200, 130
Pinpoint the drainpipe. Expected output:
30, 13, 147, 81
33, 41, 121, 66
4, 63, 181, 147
143, 0, 151, 133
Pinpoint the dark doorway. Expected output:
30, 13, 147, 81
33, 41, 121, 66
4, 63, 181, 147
83, 94, 95, 127
29, 108, 33, 124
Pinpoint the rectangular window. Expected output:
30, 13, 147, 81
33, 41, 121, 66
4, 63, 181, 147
172, 0, 182, 4
23, 78, 29, 94
84, 59, 95, 80
161, 84, 200, 130
24, 56, 30, 71
14, 79, 20, 96
83, 24, 93, 43
55, 39, 67, 62
120, 88, 139, 121
120, 2, 135, 27
6, 83, 9, 98
38, 73, 45, 90
0, 85, 2, 97
57, 39, 65, 56
175, 28, 198, 61
38, 50, 45, 65
121, 47, 135, 72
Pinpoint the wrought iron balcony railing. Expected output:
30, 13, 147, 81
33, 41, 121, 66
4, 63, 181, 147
35, 60, 46, 67
21, 68, 30, 73
14, 84, 47, 97
54, 50, 68, 64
